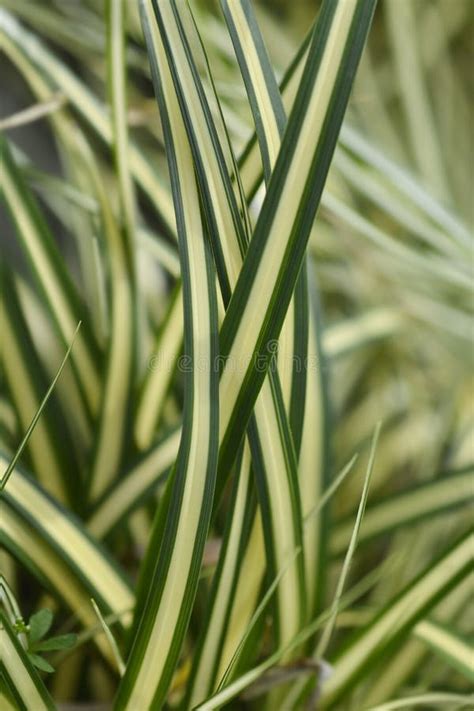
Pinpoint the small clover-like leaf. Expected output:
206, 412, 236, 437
28, 653, 55, 674
34, 633, 77, 652
28, 609, 53, 643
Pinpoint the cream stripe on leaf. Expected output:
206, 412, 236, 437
319, 531, 473, 708
221, 0, 286, 184
134, 284, 183, 451
218, 0, 377, 475
151, 0, 306, 660
0, 612, 55, 711
114, 0, 219, 706
151, 1, 248, 300
1, 138, 101, 418
237, 27, 311, 201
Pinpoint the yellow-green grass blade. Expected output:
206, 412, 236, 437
0, 0, 105, 58
0, 274, 80, 505
0, 688, 18, 711
237, 25, 309, 200
5, 3, 465, 266
85, 168, 135, 499
363, 575, 472, 706
114, 0, 219, 705
1, 138, 101, 418
414, 620, 474, 683
13, 146, 177, 353
137, 226, 180, 278
150, 0, 248, 300
91, 599, 126, 677
217, 0, 377, 473
14, 274, 92, 458
298, 271, 330, 618
0, 459, 134, 667
0, 93, 66, 131
1, 506, 124, 670
319, 531, 473, 708
316, 423, 380, 663
87, 427, 181, 539
149, 0, 306, 656
0, 612, 55, 711
0, 398, 18, 451
0, 455, 134, 626
8, 115, 109, 356
364, 692, 474, 711
218, 454, 358, 697
0, 340, 78, 496
331, 464, 473, 555
245, 390, 305, 649
107, 0, 137, 263
384, 0, 450, 200
216, 542, 305, 695
134, 284, 183, 451
324, 307, 402, 360
87, 0, 137, 500
178, 0, 309, 645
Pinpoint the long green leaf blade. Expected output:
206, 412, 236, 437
114, 0, 219, 705
217, 0, 377, 472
